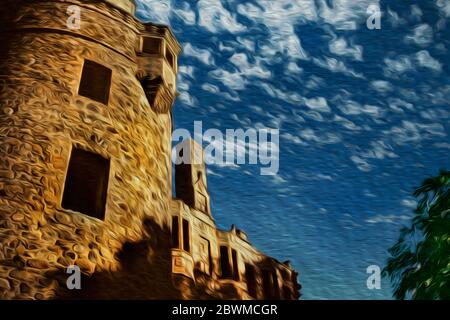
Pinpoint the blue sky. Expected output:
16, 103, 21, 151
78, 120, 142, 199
136, 0, 450, 299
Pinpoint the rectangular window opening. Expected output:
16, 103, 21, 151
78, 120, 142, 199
232, 249, 239, 281
142, 37, 162, 55
262, 270, 273, 299
166, 47, 175, 69
172, 216, 179, 249
245, 263, 257, 299
272, 270, 280, 299
62, 148, 110, 220
182, 219, 190, 253
78, 60, 111, 105
220, 246, 232, 279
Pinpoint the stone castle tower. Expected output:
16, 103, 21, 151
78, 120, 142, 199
0, 0, 300, 299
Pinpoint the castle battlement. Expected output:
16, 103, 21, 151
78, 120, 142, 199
0, 0, 300, 300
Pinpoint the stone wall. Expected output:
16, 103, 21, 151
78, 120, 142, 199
0, 0, 300, 300
0, 0, 174, 299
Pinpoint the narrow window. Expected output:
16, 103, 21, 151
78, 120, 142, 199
171, 216, 179, 248
166, 47, 175, 69
245, 264, 257, 299
142, 37, 162, 55
272, 270, 280, 299
231, 249, 239, 281
62, 148, 110, 220
78, 60, 111, 104
198, 237, 212, 275
182, 219, 190, 253
220, 246, 231, 279
262, 270, 272, 299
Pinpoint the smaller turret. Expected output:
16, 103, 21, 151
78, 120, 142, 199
137, 23, 181, 113
175, 139, 212, 216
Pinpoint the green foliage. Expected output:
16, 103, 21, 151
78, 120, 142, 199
383, 170, 450, 300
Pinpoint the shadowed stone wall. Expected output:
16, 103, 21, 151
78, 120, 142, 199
0, 0, 174, 299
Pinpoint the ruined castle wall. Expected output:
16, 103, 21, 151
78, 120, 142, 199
0, 0, 173, 299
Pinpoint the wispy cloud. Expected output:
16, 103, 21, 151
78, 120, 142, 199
313, 57, 365, 78
415, 50, 443, 72
329, 37, 363, 61
405, 24, 434, 47
366, 214, 411, 224
183, 43, 215, 66
197, 0, 245, 33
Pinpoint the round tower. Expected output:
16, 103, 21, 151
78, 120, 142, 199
0, 0, 180, 299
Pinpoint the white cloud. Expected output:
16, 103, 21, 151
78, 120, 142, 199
370, 80, 393, 93
388, 98, 414, 113
383, 120, 446, 145
366, 214, 411, 224
137, 0, 172, 24
401, 199, 417, 209
329, 37, 363, 61
350, 141, 398, 172
333, 115, 361, 131
174, 2, 196, 25
304, 97, 331, 113
201, 83, 219, 94
361, 141, 398, 160
434, 142, 450, 150
236, 1, 309, 60
178, 91, 197, 107
229, 53, 271, 79
313, 57, 364, 78
405, 24, 434, 47
384, 55, 414, 76
208, 68, 246, 90
387, 8, 407, 27
337, 100, 379, 116
236, 37, 256, 52
287, 62, 303, 74
435, 0, 450, 17
415, 50, 443, 72
410, 5, 423, 21
299, 128, 341, 144
183, 43, 215, 66
383, 51, 442, 76
282, 132, 305, 145
317, 0, 380, 30
350, 155, 371, 172
178, 65, 195, 79
197, 0, 246, 33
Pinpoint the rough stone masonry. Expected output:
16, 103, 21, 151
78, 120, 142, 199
0, 0, 301, 300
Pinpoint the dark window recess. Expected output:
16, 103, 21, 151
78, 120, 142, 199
232, 249, 239, 280
272, 271, 280, 299
142, 37, 162, 55
172, 216, 179, 248
282, 285, 291, 300
182, 219, 190, 253
220, 246, 232, 279
245, 264, 257, 299
166, 48, 175, 69
62, 148, 110, 220
262, 270, 273, 299
78, 60, 111, 104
